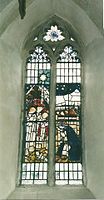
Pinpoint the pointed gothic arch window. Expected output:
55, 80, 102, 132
20, 20, 82, 186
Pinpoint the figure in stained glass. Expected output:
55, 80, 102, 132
56, 123, 81, 161
25, 84, 49, 163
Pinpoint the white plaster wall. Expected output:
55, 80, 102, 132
0, 0, 104, 199
1, 0, 102, 50
84, 38, 104, 199
73, 0, 103, 32
0, 39, 22, 199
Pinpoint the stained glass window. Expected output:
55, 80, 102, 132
20, 23, 82, 185
43, 25, 65, 42
21, 46, 50, 184
55, 46, 82, 185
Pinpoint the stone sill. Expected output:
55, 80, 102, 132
8, 185, 95, 199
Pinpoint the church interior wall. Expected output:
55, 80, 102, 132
0, 0, 104, 199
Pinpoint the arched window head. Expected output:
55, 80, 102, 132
20, 18, 82, 186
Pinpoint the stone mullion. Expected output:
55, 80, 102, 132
47, 60, 56, 186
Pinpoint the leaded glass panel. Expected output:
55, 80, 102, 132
55, 46, 82, 185
43, 25, 65, 42
21, 46, 50, 184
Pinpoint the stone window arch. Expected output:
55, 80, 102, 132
20, 17, 82, 186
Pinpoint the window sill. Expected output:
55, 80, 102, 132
8, 185, 95, 199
